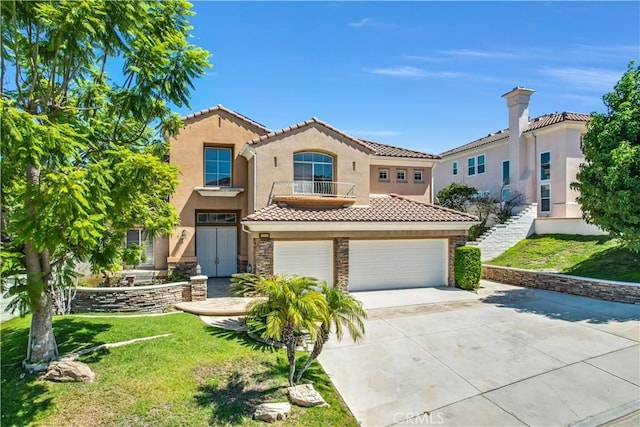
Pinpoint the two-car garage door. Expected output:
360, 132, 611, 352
349, 239, 447, 291
273, 239, 448, 291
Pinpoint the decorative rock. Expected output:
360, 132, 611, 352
287, 383, 329, 407
43, 360, 95, 383
253, 402, 291, 422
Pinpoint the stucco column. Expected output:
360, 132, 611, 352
253, 237, 274, 276
334, 237, 349, 292
448, 236, 467, 286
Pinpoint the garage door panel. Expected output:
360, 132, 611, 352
274, 241, 333, 285
349, 239, 447, 291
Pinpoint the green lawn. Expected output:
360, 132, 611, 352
487, 234, 640, 283
1, 313, 357, 427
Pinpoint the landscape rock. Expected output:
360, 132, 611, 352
287, 383, 329, 407
253, 402, 291, 422
43, 360, 95, 383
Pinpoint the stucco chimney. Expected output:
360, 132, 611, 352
502, 87, 535, 187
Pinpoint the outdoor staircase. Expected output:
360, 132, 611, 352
467, 203, 537, 262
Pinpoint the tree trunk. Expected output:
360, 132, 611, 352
23, 163, 59, 367
28, 291, 58, 365
282, 324, 296, 386
296, 326, 329, 384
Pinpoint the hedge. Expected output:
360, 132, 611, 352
454, 246, 481, 290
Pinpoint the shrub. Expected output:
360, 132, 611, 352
454, 246, 482, 290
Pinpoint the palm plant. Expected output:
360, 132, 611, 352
296, 282, 366, 384
247, 275, 328, 386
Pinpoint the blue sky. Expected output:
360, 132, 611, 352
180, 1, 639, 154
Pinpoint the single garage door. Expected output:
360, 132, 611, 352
273, 240, 334, 285
349, 239, 447, 291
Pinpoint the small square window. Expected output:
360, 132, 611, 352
452, 161, 458, 176
396, 169, 406, 182
378, 168, 389, 182
413, 170, 424, 183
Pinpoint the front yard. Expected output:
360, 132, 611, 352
0, 313, 356, 426
488, 234, 640, 283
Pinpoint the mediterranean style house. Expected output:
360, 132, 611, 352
433, 87, 591, 219
144, 105, 477, 291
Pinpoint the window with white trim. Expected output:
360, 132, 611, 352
396, 169, 406, 182
502, 160, 510, 185
452, 161, 458, 176
125, 229, 153, 265
477, 154, 486, 174
540, 184, 551, 212
204, 147, 232, 186
413, 169, 424, 183
540, 152, 551, 181
467, 157, 476, 176
378, 168, 389, 182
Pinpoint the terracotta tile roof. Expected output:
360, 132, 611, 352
246, 118, 439, 159
440, 112, 591, 157
359, 139, 441, 159
244, 194, 478, 222
525, 112, 591, 132
181, 105, 270, 132
247, 118, 376, 153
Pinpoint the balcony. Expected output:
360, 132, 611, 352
270, 181, 356, 208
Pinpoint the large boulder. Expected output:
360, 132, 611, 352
43, 360, 95, 383
253, 402, 291, 422
287, 383, 328, 407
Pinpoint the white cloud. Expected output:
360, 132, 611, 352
349, 17, 372, 28
364, 66, 466, 78
400, 54, 441, 62
348, 17, 395, 31
439, 49, 519, 59
539, 66, 622, 91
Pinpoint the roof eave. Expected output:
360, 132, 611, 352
241, 221, 479, 233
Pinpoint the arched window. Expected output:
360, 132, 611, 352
293, 152, 334, 194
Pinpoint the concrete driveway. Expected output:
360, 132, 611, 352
319, 281, 640, 427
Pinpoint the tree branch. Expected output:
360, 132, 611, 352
60, 334, 172, 361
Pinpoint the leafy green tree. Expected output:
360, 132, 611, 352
1, 0, 210, 367
436, 183, 477, 211
572, 62, 640, 252
247, 275, 328, 386
295, 282, 366, 384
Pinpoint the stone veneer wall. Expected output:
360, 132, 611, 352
72, 276, 208, 313
334, 237, 349, 292
253, 237, 273, 276
483, 265, 640, 304
448, 236, 467, 286
167, 261, 197, 278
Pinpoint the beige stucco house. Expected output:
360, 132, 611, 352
433, 87, 591, 219
148, 105, 477, 291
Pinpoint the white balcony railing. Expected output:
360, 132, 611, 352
269, 181, 356, 204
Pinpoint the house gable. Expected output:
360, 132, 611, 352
250, 122, 372, 207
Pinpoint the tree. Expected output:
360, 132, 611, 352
1, 0, 210, 368
572, 62, 640, 252
247, 275, 328, 386
295, 282, 366, 384
436, 183, 477, 212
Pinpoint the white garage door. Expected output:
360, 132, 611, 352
273, 241, 333, 285
349, 239, 447, 291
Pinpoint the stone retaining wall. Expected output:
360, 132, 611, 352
482, 265, 640, 304
72, 275, 209, 313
